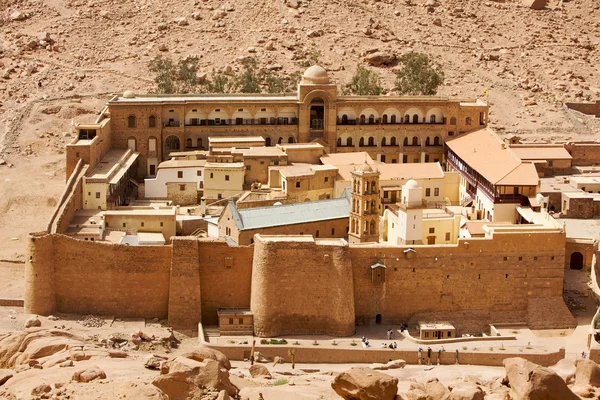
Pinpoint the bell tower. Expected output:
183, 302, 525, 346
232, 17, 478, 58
348, 163, 381, 244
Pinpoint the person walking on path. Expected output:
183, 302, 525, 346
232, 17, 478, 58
418, 347, 423, 365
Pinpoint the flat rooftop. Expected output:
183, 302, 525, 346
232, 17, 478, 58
540, 177, 579, 193
419, 321, 455, 330
277, 143, 324, 150
335, 162, 444, 182
320, 152, 375, 167
278, 163, 337, 178
510, 145, 573, 161
204, 162, 245, 169
110, 94, 297, 103
556, 218, 600, 239
158, 159, 207, 169
86, 149, 139, 184
231, 146, 286, 157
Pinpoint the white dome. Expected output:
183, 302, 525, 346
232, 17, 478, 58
302, 65, 329, 84
123, 90, 135, 98
405, 179, 419, 189
273, 201, 283, 206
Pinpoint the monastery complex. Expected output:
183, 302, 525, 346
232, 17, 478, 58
26, 66, 600, 340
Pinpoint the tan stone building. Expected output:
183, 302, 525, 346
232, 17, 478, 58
65, 66, 488, 181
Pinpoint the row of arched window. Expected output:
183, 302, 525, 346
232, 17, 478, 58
353, 180, 378, 194
350, 219, 376, 235
338, 114, 453, 125
338, 136, 442, 147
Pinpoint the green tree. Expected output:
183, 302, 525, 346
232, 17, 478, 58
395, 52, 444, 95
344, 65, 383, 95
148, 55, 201, 94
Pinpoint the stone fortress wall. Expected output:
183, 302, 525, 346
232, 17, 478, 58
26, 226, 575, 335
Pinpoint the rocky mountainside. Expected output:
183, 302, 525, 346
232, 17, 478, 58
0, 0, 598, 258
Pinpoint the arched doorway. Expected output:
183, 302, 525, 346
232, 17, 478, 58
570, 252, 583, 270
375, 314, 382, 325
165, 135, 180, 154
309, 98, 325, 137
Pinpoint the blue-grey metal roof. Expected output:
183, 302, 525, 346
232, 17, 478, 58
229, 194, 350, 231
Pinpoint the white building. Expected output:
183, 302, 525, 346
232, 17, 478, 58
144, 159, 206, 199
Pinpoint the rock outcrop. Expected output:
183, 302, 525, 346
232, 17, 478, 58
502, 357, 579, 400
331, 367, 398, 400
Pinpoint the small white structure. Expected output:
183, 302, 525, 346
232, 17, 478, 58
145, 159, 206, 199
398, 179, 424, 244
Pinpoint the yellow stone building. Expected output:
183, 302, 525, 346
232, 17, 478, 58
66, 66, 488, 181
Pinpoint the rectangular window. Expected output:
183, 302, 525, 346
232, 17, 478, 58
225, 175, 229, 181
122, 222, 126, 227
518, 256, 522, 261
295, 182, 300, 188
434, 188, 440, 196
149, 138, 156, 152
95, 192, 100, 198
180, 184, 186, 191
141, 222, 145, 227
210, 173, 214, 179
246, 165, 251, 171
315, 230, 319, 237
429, 227, 435, 234
425, 155, 430, 162
503, 256, 508, 261
197, 170, 202, 176
548, 160, 553, 167
178, 171, 183, 178
76, 152, 80, 158
403, 155, 408, 163
238, 318, 243, 324
228, 318, 233, 325
324, 176, 329, 183
218, 193, 222, 199
160, 222, 163, 227
445, 232, 450, 241
331, 228, 335, 235
425, 188, 431, 197
534, 256, 538, 261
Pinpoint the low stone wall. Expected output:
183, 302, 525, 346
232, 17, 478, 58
208, 344, 565, 367
0, 299, 24, 307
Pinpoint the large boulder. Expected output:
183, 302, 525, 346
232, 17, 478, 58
0, 329, 85, 368
364, 52, 396, 67
503, 357, 579, 400
24, 316, 41, 329
181, 347, 231, 370
448, 383, 483, 400
331, 367, 398, 400
575, 359, 600, 387
405, 388, 427, 400
522, 0, 547, 9
72, 365, 107, 383
249, 364, 272, 379
425, 378, 450, 400
153, 356, 238, 400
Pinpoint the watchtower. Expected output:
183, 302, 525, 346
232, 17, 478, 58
348, 163, 381, 243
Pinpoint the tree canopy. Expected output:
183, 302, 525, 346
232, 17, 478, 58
395, 52, 444, 96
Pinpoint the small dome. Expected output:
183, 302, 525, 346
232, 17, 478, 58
302, 65, 329, 84
123, 90, 135, 98
360, 162, 373, 173
405, 179, 419, 189
273, 202, 283, 206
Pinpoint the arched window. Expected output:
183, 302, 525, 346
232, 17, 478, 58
370, 221, 375, 234
426, 137, 431, 146
360, 115, 366, 124
288, 137, 294, 143
128, 115, 136, 128
148, 115, 156, 128
382, 114, 388, 124
342, 114, 348, 124
466, 117, 472, 126
360, 137, 365, 147
186, 138, 193, 148
391, 115, 396, 124
198, 138, 203, 149
371, 181, 377, 192
391, 137, 397, 146
265, 137, 271, 146
403, 137, 409, 146
450, 117, 457, 125
434, 136, 440, 146
278, 137, 283, 144
337, 138, 342, 147
404, 114, 410, 124
430, 115, 436, 123
412, 114, 419, 124
127, 137, 136, 151
412, 136, 419, 146
347, 137, 353, 147
369, 114, 375, 124
381, 137, 387, 146
368, 137, 375, 146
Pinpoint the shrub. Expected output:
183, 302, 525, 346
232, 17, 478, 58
344, 65, 383, 95
273, 378, 288, 386
395, 52, 444, 95
148, 55, 202, 94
